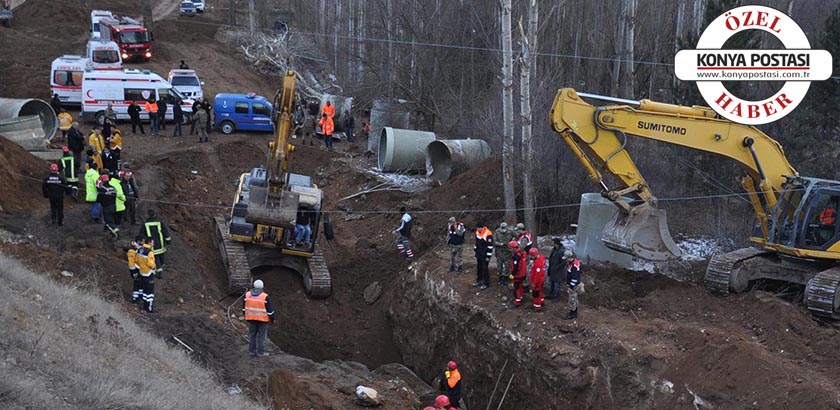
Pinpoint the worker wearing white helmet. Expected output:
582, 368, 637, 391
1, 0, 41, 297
243, 279, 275, 357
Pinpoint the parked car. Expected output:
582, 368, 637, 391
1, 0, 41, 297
180, 1, 197, 16
213, 93, 273, 134
193, 0, 206, 12
168, 69, 204, 100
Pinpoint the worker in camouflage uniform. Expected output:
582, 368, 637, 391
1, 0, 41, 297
494, 222, 516, 284
445, 217, 466, 272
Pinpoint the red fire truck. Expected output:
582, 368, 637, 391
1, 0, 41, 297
99, 16, 152, 62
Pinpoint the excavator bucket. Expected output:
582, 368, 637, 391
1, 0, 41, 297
601, 205, 682, 261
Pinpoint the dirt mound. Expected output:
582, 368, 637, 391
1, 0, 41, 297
0, 136, 47, 213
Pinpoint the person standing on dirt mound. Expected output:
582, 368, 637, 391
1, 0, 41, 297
438, 361, 462, 408
445, 216, 466, 272
563, 250, 582, 320
126, 235, 143, 303
473, 221, 493, 290
318, 113, 334, 150
141, 210, 172, 277
58, 146, 79, 201
128, 101, 145, 135
547, 237, 567, 301
67, 122, 85, 171
96, 173, 119, 239
42, 163, 67, 226
50, 93, 62, 116
172, 100, 184, 137
508, 241, 528, 308
243, 279, 275, 357
145, 98, 159, 136
528, 247, 547, 312
394, 207, 414, 263
119, 165, 140, 225
494, 222, 515, 285
194, 107, 209, 143
136, 236, 157, 313
84, 163, 100, 223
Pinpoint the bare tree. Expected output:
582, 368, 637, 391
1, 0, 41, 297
142, 0, 153, 35
248, 0, 256, 35
518, 0, 538, 231
501, 0, 516, 222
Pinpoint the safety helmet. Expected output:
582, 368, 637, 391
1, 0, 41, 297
528, 247, 540, 257
434, 395, 451, 407
448, 217, 456, 223
98, 174, 110, 182
49, 163, 59, 172
254, 279, 264, 289
499, 222, 508, 229
447, 360, 457, 370
507, 240, 519, 249
563, 250, 575, 260
515, 223, 525, 230
62, 146, 70, 153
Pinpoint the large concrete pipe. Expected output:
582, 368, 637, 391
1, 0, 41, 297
575, 193, 639, 269
425, 139, 492, 181
377, 127, 436, 172
0, 115, 48, 151
0, 98, 57, 140
368, 98, 410, 153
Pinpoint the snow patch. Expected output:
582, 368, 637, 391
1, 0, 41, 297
367, 168, 431, 192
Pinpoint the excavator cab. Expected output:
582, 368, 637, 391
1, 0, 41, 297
770, 177, 840, 252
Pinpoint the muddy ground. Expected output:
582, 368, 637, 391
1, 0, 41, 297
3, 1, 840, 410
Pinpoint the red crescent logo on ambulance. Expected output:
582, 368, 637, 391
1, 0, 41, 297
86, 90, 93, 98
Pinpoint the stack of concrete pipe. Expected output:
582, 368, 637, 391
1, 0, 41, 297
0, 98, 57, 150
376, 127, 492, 181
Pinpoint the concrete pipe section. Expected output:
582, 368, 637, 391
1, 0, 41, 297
377, 127, 436, 172
0, 98, 57, 140
425, 139, 492, 181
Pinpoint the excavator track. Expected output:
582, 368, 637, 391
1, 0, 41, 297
704, 248, 772, 294
805, 268, 840, 318
305, 247, 332, 299
212, 216, 252, 293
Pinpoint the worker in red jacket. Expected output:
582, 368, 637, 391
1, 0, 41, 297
507, 241, 528, 308
528, 247, 547, 312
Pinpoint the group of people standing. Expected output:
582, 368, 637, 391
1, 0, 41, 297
298, 98, 370, 150
126, 97, 211, 142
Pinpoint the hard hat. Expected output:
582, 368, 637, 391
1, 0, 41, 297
563, 250, 575, 260
448, 217, 456, 223
49, 163, 58, 172
253, 279, 264, 289
507, 240, 519, 249
500, 222, 508, 229
515, 223, 525, 230
434, 395, 451, 407
99, 174, 110, 182
447, 360, 457, 370
528, 247, 540, 257
62, 146, 69, 153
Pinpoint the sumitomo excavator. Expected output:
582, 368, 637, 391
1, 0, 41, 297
213, 71, 332, 298
550, 88, 840, 317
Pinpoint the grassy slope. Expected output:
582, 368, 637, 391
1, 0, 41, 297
0, 253, 265, 410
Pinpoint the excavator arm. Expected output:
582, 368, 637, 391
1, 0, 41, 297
549, 88, 798, 260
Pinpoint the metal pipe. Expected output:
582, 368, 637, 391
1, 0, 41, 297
576, 91, 640, 106
377, 127, 436, 172
425, 139, 492, 181
0, 98, 57, 140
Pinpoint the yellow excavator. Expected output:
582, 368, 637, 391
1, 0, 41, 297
550, 88, 840, 317
213, 71, 332, 298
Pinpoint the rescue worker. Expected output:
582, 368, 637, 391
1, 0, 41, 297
57, 109, 72, 141
58, 146, 79, 200
85, 148, 103, 173
343, 110, 355, 143
50, 93, 62, 116
172, 99, 183, 137
96, 173, 119, 239
145, 97, 159, 135
394, 206, 414, 261
128, 101, 145, 135
494, 221, 516, 284
547, 238, 567, 300
243, 279, 275, 357
318, 113, 334, 150
194, 106, 209, 143
119, 164, 140, 225
434, 395, 456, 410
67, 122, 85, 172
563, 250, 582, 320
819, 205, 836, 225
108, 172, 126, 225
515, 222, 534, 287
104, 102, 117, 124
42, 163, 66, 226
136, 236, 157, 312
473, 222, 494, 290
157, 96, 168, 131
109, 127, 123, 153
141, 210, 172, 275
508, 240, 528, 308
445, 216, 466, 272
84, 163, 101, 223
321, 100, 336, 119
101, 147, 118, 175
528, 247, 547, 312
126, 235, 143, 302
362, 121, 371, 139
439, 361, 462, 408
88, 126, 105, 154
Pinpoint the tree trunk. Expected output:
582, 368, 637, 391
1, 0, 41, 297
519, 0, 538, 233
500, 0, 516, 222
624, 0, 636, 98
692, 0, 705, 36
248, 0, 255, 35
334, 0, 340, 75
357, 1, 365, 84
347, 0, 354, 83
142, 0, 153, 34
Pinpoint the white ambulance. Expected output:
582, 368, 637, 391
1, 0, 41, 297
50, 55, 88, 105
86, 39, 122, 70
90, 10, 113, 39
81, 69, 195, 125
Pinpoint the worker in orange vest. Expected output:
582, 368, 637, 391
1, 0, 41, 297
318, 113, 335, 150
321, 100, 336, 119
473, 222, 494, 290
144, 97, 159, 135
438, 361, 462, 408
242, 279, 275, 357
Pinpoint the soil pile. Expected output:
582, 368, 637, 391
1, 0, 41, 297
0, 136, 47, 213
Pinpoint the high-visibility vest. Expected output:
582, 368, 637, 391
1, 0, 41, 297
59, 155, 78, 182
820, 208, 836, 225
109, 178, 126, 212
145, 101, 158, 114
144, 220, 169, 254
89, 132, 105, 152
84, 169, 99, 202
244, 292, 270, 322
58, 112, 72, 131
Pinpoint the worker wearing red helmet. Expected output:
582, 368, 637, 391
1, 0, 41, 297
507, 241, 528, 308
528, 247, 547, 312
438, 361, 462, 408
434, 394, 456, 410
42, 162, 67, 226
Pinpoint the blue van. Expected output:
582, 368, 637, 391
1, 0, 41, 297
213, 93, 274, 134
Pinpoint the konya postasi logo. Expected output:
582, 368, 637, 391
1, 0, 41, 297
675, 5, 833, 125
